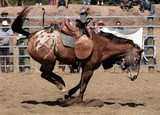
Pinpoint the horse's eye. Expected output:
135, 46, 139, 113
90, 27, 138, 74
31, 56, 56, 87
134, 58, 140, 64
136, 58, 138, 62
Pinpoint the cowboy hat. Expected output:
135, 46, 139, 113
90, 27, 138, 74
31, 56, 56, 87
97, 20, 105, 26
1, 11, 8, 16
2, 20, 9, 26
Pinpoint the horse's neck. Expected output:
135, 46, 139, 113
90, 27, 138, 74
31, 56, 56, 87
109, 44, 133, 57
96, 35, 133, 59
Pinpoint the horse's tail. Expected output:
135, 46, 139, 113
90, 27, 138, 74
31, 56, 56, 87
42, 8, 45, 28
11, 7, 32, 38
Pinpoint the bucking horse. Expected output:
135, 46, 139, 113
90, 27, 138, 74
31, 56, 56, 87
11, 7, 144, 106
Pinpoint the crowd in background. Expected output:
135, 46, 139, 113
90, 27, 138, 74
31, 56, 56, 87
0, 10, 30, 72
0, 0, 157, 15
0, 0, 158, 14
0, 0, 159, 8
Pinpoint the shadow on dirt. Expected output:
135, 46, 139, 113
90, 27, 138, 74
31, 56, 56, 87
21, 98, 104, 107
104, 101, 145, 107
21, 98, 64, 106
22, 99, 145, 108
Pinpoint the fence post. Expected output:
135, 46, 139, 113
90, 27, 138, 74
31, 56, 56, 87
145, 15, 156, 72
9, 37, 14, 72
23, 18, 30, 72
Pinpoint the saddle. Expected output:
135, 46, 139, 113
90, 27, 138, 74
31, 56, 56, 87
61, 19, 93, 59
60, 20, 73, 36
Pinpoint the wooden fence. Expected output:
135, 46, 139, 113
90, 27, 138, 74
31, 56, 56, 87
0, 15, 160, 73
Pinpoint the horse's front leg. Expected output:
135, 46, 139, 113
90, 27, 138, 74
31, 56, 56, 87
65, 81, 80, 99
63, 69, 93, 106
77, 70, 93, 103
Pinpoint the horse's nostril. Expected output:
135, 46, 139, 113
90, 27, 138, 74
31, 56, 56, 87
134, 75, 137, 79
131, 75, 137, 81
129, 75, 138, 81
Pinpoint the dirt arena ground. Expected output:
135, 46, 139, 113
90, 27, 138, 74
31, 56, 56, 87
0, 67, 160, 115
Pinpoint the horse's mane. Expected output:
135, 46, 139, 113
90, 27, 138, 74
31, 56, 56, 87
98, 31, 135, 46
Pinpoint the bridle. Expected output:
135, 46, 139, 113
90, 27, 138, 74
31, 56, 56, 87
121, 45, 142, 70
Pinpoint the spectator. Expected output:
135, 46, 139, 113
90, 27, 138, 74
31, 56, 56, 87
50, 0, 57, 5
17, 32, 30, 72
55, 0, 68, 8
120, 0, 133, 10
111, 0, 115, 5
49, 0, 54, 5
138, 0, 155, 15
139, 0, 146, 12
0, 11, 11, 24
36, 0, 42, 5
0, 0, 11, 7
97, 0, 104, 5
83, 0, 90, 5
58, 62, 66, 72
0, 20, 14, 72
70, 0, 75, 4
93, 20, 105, 33
114, 21, 124, 30
15, 0, 24, 7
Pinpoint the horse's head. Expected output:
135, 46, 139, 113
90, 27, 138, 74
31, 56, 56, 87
120, 44, 144, 81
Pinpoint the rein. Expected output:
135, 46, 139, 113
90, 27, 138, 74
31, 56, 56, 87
76, 28, 84, 39
125, 47, 135, 65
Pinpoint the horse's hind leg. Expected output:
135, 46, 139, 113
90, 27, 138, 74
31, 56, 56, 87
49, 72, 67, 92
65, 66, 91, 99
40, 65, 67, 92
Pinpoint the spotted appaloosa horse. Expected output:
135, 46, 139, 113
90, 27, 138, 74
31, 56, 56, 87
12, 7, 143, 106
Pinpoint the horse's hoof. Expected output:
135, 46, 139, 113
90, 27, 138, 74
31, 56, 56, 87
60, 97, 78, 107
61, 87, 67, 93
64, 94, 70, 99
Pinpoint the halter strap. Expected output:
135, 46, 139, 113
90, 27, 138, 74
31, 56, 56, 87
125, 46, 141, 69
